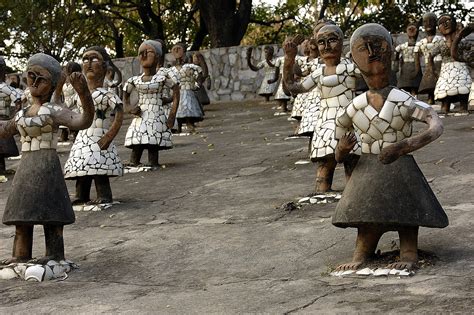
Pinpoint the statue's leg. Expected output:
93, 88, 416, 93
315, 156, 337, 193
440, 97, 450, 114
459, 94, 468, 112
72, 176, 92, 205
59, 128, 69, 142
93, 175, 113, 204
147, 146, 159, 167
0, 155, 6, 176
2, 225, 33, 265
130, 146, 144, 166
387, 226, 419, 270
264, 95, 270, 102
279, 100, 288, 112
335, 225, 384, 271
37, 225, 65, 264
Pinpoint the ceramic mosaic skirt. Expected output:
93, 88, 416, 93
434, 61, 471, 100
3, 150, 75, 225
176, 90, 204, 123
397, 62, 422, 91
258, 70, 278, 96
298, 90, 320, 136
332, 154, 448, 229
124, 105, 172, 150
274, 81, 291, 100
64, 126, 123, 179
291, 93, 306, 120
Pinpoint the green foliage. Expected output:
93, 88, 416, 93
0, 0, 107, 66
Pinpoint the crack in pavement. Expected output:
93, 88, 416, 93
283, 286, 356, 314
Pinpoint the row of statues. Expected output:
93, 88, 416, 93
0, 40, 211, 269
0, 14, 472, 277
247, 14, 472, 271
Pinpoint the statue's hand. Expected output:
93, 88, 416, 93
98, 134, 112, 150
338, 132, 357, 153
129, 106, 141, 116
69, 72, 88, 94
283, 38, 298, 59
378, 143, 402, 164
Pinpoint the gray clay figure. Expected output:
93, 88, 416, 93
246, 46, 278, 102
0, 57, 22, 176
0, 53, 94, 265
394, 22, 422, 95
332, 24, 448, 271
123, 40, 180, 167
63, 47, 124, 205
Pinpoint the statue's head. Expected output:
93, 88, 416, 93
422, 13, 437, 35
171, 43, 186, 59
316, 24, 344, 62
350, 23, 392, 88
406, 21, 419, 39
138, 40, 162, 69
438, 14, 456, 36
26, 53, 61, 98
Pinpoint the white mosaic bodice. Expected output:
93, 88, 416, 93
257, 58, 277, 74
395, 42, 417, 63
303, 62, 361, 158
74, 87, 121, 131
0, 82, 21, 118
124, 69, 179, 105
172, 64, 201, 91
414, 36, 443, 64
336, 88, 431, 154
15, 103, 62, 152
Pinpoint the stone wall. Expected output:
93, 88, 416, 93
113, 44, 285, 103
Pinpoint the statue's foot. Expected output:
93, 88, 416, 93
87, 198, 112, 205
335, 261, 363, 271
72, 198, 90, 206
1, 257, 30, 265
387, 261, 417, 271
29, 256, 61, 265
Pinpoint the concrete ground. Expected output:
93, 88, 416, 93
1, 100, 473, 313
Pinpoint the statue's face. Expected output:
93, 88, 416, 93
138, 43, 157, 68
317, 28, 343, 61
351, 35, 391, 78
26, 65, 53, 97
301, 39, 311, 56
171, 45, 185, 59
438, 15, 455, 35
82, 50, 105, 82
406, 24, 418, 37
192, 54, 199, 65
423, 15, 436, 34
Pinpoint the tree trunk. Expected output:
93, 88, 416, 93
197, 0, 252, 48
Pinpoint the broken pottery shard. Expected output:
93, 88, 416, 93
373, 268, 391, 276
355, 267, 373, 276
298, 197, 310, 203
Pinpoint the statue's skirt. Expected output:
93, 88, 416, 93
3, 150, 75, 225
332, 154, 448, 229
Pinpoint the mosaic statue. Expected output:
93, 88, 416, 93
192, 52, 211, 106
394, 22, 422, 96
284, 25, 360, 193
123, 40, 180, 167
414, 13, 443, 104
63, 47, 124, 205
55, 62, 82, 142
0, 57, 22, 177
171, 43, 204, 134
332, 24, 448, 271
433, 14, 471, 113
0, 53, 94, 264
247, 46, 278, 102
451, 23, 473, 109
